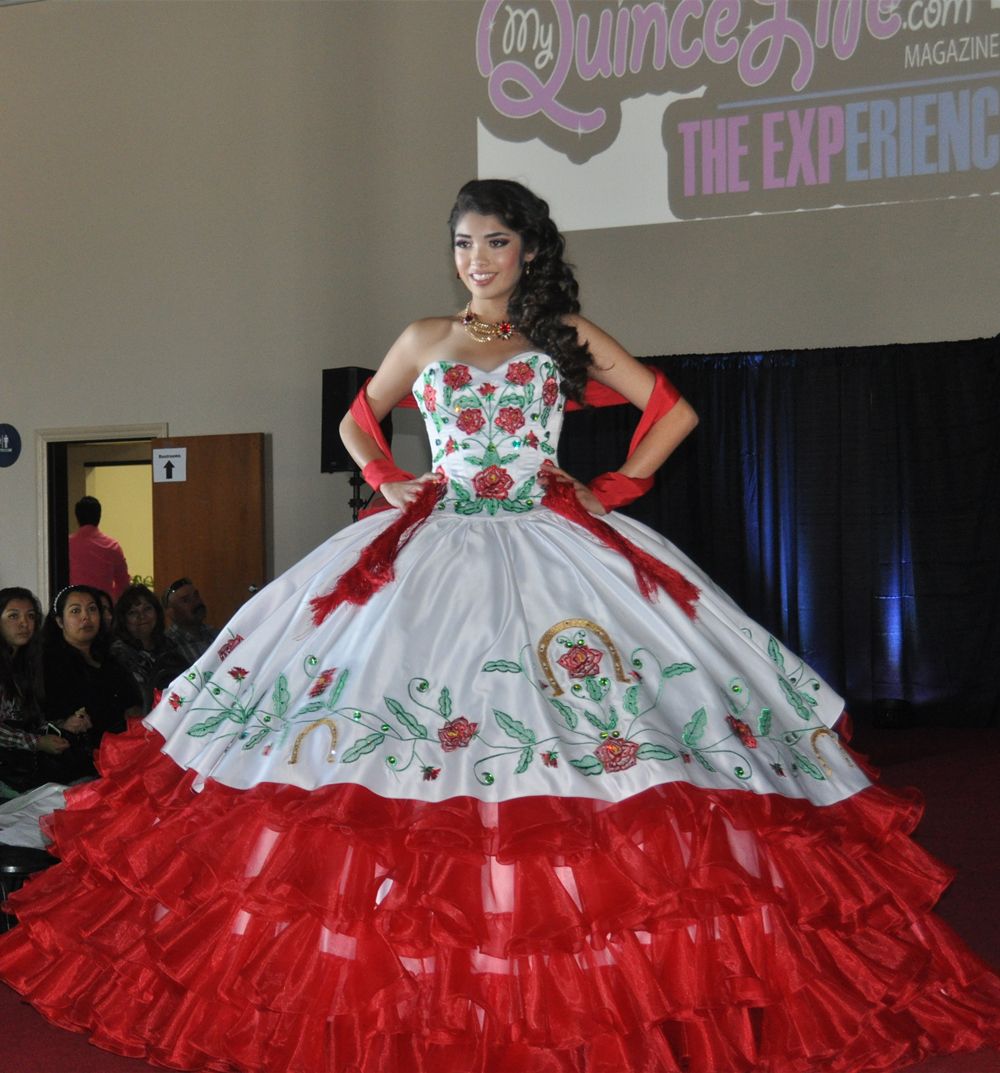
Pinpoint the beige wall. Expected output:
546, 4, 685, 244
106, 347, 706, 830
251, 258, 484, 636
2, 1, 997, 603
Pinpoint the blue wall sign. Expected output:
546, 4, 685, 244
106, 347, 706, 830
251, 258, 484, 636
0, 424, 22, 468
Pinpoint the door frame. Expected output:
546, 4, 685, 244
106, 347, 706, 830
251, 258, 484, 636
36, 423, 168, 602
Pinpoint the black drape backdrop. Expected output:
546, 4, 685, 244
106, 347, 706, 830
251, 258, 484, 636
560, 336, 1000, 727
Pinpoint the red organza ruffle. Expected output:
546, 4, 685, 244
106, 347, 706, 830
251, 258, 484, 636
1, 721, 998, 1073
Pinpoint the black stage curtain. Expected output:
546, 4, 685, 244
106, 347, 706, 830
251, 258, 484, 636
560, 336, 1000, 727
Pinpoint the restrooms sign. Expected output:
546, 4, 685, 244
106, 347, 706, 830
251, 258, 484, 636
474, 0, 1000, 229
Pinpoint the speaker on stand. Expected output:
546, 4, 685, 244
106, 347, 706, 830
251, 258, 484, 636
321, 367, 393, 522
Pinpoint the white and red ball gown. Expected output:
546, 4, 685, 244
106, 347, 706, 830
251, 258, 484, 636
1, 354, 999, 1073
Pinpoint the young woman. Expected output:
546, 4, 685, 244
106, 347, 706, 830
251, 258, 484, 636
39, 586, 142, 781
0, 181, 997, 1073
110, 584, 179, 713
0, 587, 68, 794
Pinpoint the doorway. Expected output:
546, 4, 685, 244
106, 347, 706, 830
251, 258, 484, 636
39, 424, 167, 606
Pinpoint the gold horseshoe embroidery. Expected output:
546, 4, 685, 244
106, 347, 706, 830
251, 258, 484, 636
289, 718, 339, 765
537, 618, 631, 697
810, 727, 856, 777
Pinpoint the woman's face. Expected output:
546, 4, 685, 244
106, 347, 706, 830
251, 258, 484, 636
57, 591, 100, 651
125, 599, 156, 645
453, 212, 531, 308
1, 599, 38, 650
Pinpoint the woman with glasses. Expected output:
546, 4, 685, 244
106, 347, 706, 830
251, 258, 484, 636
109, 585, 180, 714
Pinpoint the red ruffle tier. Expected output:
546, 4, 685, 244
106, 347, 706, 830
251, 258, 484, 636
1, 721, 998, 1073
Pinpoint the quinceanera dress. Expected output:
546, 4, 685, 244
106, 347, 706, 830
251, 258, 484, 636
1, 354, 998, 1073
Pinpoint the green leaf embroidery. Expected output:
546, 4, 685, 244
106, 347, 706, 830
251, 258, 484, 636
451, 480, 473, 502
272, 675, 290, 718
693, 750, 716, 772
494, 709, 537, 745
498, 499, 533, 513
551, 698, 578, 730
539, 441, 556, 455
438, 687, 452, 719
584, 675, 608, 702
482, 659, 521, 673
515, 746, 533, 774
455, 499, 486, 516
663, 662, 696, 678
513, 476, 537, 500
188, 713, 228, 737
791, 750, 826, 780
241, 728, 270, 750
340, 732, 385, 763
582, 708, 609, 732
767, 636, 786, 672
779, 677, 813, 720
757, 709, 773, 737
328, 669, 349, 710
682, 707, 707, 746
294, 701, 325, 716
637, 743, 678, 761
570, 755, 604, 776
385, 697, 428, 739
624, 684, 640, 715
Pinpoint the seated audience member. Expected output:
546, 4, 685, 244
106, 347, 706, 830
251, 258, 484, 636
41, 586, 142, 782
162, 578, 218, 666
0, 588, 69, 795
68, 496, 130, 604
110, 585, 181, 713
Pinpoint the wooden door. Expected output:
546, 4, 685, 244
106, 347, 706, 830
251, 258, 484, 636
152, 433, 267, 627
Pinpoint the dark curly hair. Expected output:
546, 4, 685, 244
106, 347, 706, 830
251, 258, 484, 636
449, 179, 593, 402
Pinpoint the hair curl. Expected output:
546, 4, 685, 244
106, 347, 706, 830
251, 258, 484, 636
449, 179, 593, 402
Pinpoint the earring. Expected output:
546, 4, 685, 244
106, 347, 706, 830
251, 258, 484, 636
523, 262, 532, 277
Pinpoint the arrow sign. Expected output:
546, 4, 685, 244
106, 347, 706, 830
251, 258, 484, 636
153, 448, 187, 483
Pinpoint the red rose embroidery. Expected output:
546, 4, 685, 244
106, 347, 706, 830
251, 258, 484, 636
228, 667, 249, 682
444, 436, 457, 455
444, 365, 472, 390
542, 751, 558, 768
506, 361, 534, 385
457, 408, 485, 434
495, 406, 525, 434
422, 765, 441, 781
438, 716, 478, 751
473, 465, 513, 500
423, 383, 437, 412
524, 431, 539, 448
595, 738, 640, 772
478, 382, 497, 398
726, 715, 758, 749
542, 377, 559, 406
217, 634, 244, 661
168, 692, 183, 710
557, 645, 603, 678
309, 668, 336, 697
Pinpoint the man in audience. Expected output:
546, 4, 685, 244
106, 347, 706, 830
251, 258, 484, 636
68, 496, 130, 604
162, 578, 217, 666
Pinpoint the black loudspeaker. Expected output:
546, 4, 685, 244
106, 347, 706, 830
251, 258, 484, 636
321, 366, 393, 473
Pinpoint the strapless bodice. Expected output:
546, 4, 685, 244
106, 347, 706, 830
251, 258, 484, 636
412, 354, 565, 515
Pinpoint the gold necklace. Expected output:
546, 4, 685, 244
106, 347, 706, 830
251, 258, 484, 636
461, 302, 516, 344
